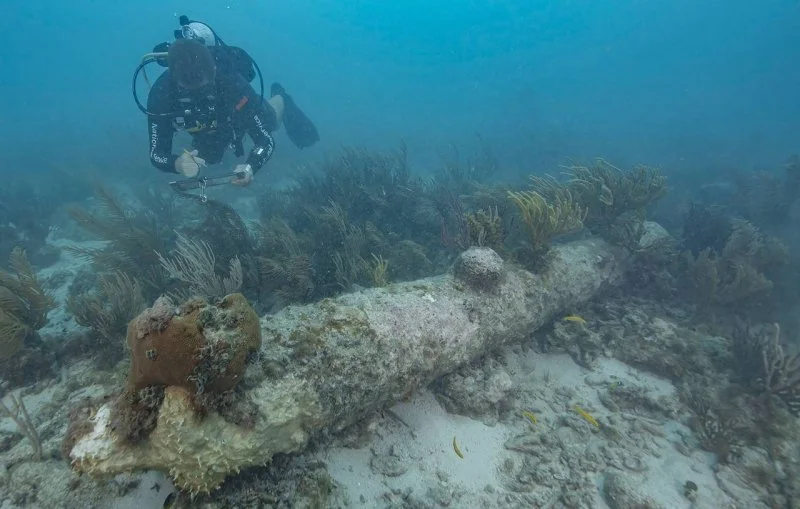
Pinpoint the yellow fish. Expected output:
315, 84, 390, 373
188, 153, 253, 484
522, 410, 538, 425
452, 436, 464, 458
563, 315, 587, 325
574, 405, 600, 428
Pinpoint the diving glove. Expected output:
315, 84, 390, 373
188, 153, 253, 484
231, 164, 254, 187
175, 149, 205, 177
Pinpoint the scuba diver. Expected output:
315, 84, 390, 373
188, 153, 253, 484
133, 16, 319, 190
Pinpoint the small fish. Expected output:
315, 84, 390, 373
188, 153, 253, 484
452, 436, 464, 459
574, 405, 600, 428
522, 410, 538, 425
563, 315, 587, 325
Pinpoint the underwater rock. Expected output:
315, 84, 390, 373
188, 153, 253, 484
369, 443, 409, 477
434, 359, 515, 425
453, 246, 505, 291
603, 472, 665, 509
544, 319, 607, 368
638, 221, 671, 250
68, 238, 628, 494
714, 447, 775, 509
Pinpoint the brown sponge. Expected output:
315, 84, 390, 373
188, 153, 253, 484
126, 293, 261, 399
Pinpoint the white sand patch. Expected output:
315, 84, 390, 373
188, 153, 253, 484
326, 351, 734, 508
324, 389, 509, 506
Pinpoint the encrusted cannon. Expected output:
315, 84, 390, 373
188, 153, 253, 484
68, 239, 627, 494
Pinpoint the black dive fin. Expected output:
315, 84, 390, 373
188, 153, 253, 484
272, 83, 320, 149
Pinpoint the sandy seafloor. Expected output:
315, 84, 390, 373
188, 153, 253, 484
0, 232, 785, 509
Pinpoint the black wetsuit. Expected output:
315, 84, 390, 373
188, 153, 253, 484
146, 48, 275, 174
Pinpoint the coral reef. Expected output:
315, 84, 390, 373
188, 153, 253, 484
253, 218, 315, 306
66, 271, 147, 366
66, 185, 251, 305
540, 317, 608, 368
622, 222, 679, 298
66, 184, 176, 297
181, 455, 344, 508
11, 138, 800, 507
677, 218, 786, 315
0, 387, 42, 461
682, 203, 733, 256
249, 144, 515, 309
584, 290, 800, 507
565, 158, 668, 240
684, 388, 744, 463
464, 206, 505, 252
180, 198, 259, 299
508, 176, 586, 269
733, 321, 800, 415
389, 240, 434, 281
156, 231, 244, 300
255, 146, 439, 301
0, 248, 55, 361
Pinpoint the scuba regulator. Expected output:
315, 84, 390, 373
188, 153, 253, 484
132, 15, 264, 117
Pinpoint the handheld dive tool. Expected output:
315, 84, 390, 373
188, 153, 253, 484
169, 174, 240, 203
169, 149, 242, 202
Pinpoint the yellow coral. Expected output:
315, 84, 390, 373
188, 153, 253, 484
508, 177, 586, 259
369, 254, 390, 287
564, 159, 667, 230
465, 206, 504, 250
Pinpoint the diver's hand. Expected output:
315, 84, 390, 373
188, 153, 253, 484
231, 164, 254, 187
175, 149, 205, 177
